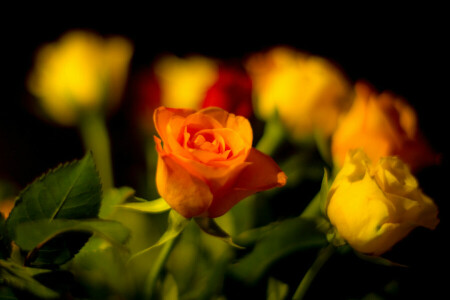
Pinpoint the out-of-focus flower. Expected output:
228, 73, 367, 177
326, 149, 439, 255
133, 54, 253, 135
154, 55, 218, 109
153, 106, 287, 218
245, 46, 351, 141
331, 82, 439, 171
27, 30, 133, 126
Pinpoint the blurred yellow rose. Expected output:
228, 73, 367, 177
245, 46, 351, 141
153, 54, 218, 109
326, 149, 439, 255
27, 30, 133, 126
331, 82, 439, 171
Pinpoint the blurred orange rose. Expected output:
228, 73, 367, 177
331, 82, 439, 171
133, 55, 253, 135
245, 46, 351, 141
153, 106, 287, 218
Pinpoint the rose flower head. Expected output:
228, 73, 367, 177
27, 30, 133, 126
245, 46, 352, 141
153, 106, 287, 218
326, 148, 439, 256
332, 81, 439, 172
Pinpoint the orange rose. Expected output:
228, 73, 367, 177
331, 82, 439, 171
153, 106, 287, 218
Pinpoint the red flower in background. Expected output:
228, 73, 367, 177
201, 65, 253, 119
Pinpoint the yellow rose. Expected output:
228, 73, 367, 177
245, 46, 351, 141
27, 30, 133, 126
153, 106, 287, 218
326, 149, 439, 255
153, 54, 218, 109
331, 82, 439, 171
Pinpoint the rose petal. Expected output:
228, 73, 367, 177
155, 137, 213, 218
199, 107, 253, 146
236, 148, 287, 190
154, 106, 195, 151
206, 148, 287, 218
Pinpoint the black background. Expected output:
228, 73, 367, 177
1, 10, 448, 299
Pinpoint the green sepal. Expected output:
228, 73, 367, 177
355, 251, 408, 268
119, 197, 171, 214
194, 217, 244, 249
229, 217, 327, 285
0, 259, 59, 299
100, 186, 135, 218
128, 209, 189, 262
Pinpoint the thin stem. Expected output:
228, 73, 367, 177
78, 112, 114, 192
255, 116, 285, 156
144, 235, 179, 299
292, 243, 335, 300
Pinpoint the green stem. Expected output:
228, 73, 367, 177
292, 244, 335, 300
255, 116, 285, 157
78, 112, 114, 192
144, 235, 179, 299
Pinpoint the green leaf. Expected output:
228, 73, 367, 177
119, 197, 171, 214
5, 153, 102, 267
0, 259, 59, 299
15, 219, 130, 251
6, 152, 102, 239
100, 186, 135, 218
267, 277, 289, 300
194, 217, 244, 249
229, 217, 327, 285
128, 210, 189, 262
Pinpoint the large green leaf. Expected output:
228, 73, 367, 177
5, 153, 102, 267
0, 259, 59, 299
15, 219, 130, 251
229, 217, 327, 284
6, 152, 102, 239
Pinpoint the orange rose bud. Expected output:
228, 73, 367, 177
153, 106, 287, 218
331, 82, 439, 172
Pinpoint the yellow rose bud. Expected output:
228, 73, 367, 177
326, 149, 439, 255
27, 30, 133, 126
245, 46, 351, 141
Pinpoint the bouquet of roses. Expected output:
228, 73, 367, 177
0, 30, 443, 300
